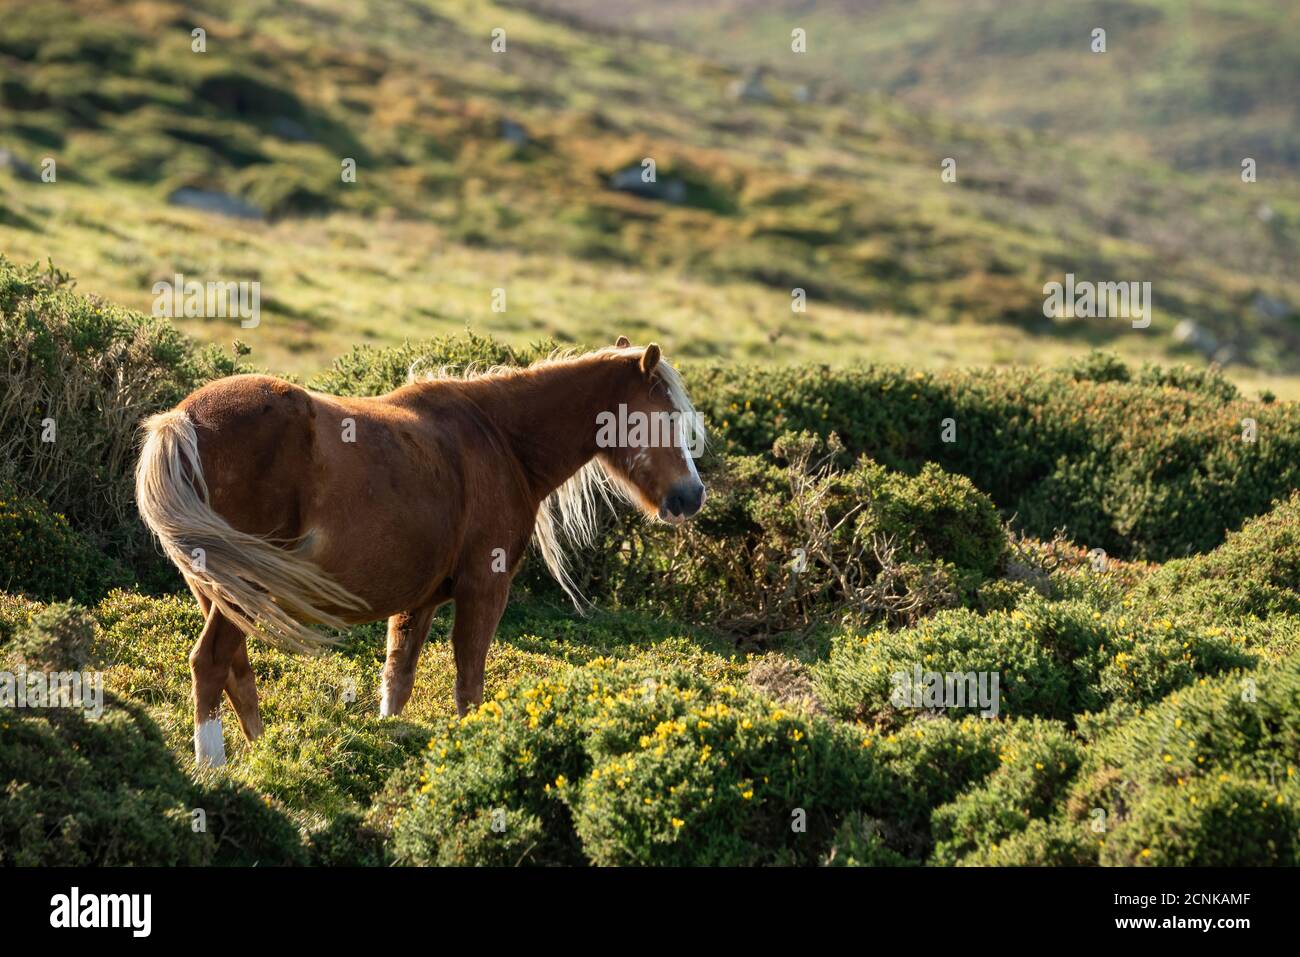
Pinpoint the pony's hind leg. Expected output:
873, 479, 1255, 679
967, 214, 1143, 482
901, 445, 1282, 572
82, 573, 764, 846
223, 637, 263, 741
189, 605, 246, 767
379, 605, 437, 717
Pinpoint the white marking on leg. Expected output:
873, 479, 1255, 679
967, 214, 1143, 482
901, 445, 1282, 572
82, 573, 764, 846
379, 681, 394, 717
194, 718, 226, 767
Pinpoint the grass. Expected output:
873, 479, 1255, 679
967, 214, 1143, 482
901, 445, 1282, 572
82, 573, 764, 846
13, 179, 1291, 391
61, 588, 748, 831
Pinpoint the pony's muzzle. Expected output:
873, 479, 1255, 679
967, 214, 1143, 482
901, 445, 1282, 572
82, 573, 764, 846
660, 480, 706, 523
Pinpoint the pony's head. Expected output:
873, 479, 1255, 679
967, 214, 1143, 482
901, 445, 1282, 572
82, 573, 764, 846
532, 337, 708, 607
595, 336, 707, 524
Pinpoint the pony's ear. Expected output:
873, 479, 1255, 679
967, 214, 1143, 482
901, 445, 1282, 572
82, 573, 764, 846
640, 343, 661, 377
615, 335, 630, 348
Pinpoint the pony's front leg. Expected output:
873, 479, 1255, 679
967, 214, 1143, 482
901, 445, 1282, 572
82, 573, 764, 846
450, 582, 510, 716
379, 605, 437, 717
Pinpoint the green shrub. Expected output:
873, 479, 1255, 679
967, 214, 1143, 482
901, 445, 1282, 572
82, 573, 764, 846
1128, 492, 1300, 624
952, 816, 1096, 866
393, 658, 884, 866
683, 357, 1300, 562
0, 481, 125, 602
1062, 350, 1131, 385
306, 810, 391, 867
0, 255, 246, 582
9, 600, 97, 670
0, 697, 305, 865
566, 432, 1006, 631
1134, 361, 1240, 402
1099, 775, 1298, 866
864, 715, 1008, 857
815, 596, 1253, 726
570, 685, 877, 866
308, 330, 546, 397
1066, 659, 1300, 865
822, 813, 918, 866
392, 665, 608, 866
0, 592, 40, 648
930, 720, 1083, 865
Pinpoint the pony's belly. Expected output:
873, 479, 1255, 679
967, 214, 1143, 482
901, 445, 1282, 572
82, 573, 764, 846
298, 510, 456, 619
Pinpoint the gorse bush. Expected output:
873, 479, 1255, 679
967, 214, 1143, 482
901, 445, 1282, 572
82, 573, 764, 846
393, 658, 881, 866
1129, 492, 1300, 625
569, 679, 875, 866
0, 697, 306, 866
815, 595, 1254, 727
8, 600, 97, 671
391, 656, 1120, 865
684, 358, 1300, 562
565, 431, 1006, 632
0, 256, 246, 582
929, 720, 1083, 865
0, 592, 39, 648
1058, 659, 1300, 866
0, 480, 127, 602
309, 329, 547, 398
1100, 775, 1299, 866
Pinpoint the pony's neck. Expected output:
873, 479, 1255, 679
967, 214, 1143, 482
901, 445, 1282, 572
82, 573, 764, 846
466, 356, 623, 504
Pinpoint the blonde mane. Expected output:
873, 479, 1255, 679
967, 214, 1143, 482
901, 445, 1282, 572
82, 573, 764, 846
407, 346, 704, 608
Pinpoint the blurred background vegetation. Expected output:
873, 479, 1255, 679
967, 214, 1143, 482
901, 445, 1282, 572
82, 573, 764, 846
0, 0, 1296, 390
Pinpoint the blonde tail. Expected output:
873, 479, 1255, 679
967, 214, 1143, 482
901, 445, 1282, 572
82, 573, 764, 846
134, 410, 368, 653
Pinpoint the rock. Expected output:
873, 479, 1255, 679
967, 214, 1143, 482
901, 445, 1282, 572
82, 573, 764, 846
0, 148, 40, 182
499, 118, 529, 146
270, 117, 312, 142
793, 82, 819, 104
729, 66, 773, 103
167, 187, 264, 220
1212, 345, 1239, 367
1252, 293, 1292, 323
607, 166, 687, 204
1173, 319, 1218, 357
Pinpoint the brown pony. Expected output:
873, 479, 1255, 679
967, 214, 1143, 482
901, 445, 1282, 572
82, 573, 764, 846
135, 338, 706, 766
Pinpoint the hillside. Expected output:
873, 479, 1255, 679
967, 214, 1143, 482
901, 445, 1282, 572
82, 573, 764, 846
529, 0, 1300, 174
0, 0, 1297, 392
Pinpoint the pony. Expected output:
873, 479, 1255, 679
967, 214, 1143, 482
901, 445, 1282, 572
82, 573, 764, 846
135, 337, 706, 766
